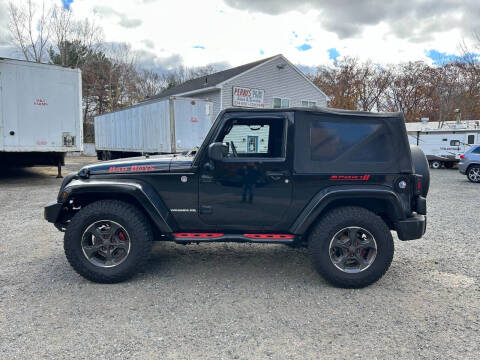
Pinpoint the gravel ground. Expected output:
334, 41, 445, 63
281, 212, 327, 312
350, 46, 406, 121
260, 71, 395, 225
0, 157, 479, 359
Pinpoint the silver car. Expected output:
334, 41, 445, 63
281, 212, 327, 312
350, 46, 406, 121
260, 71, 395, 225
459, 145, 480, 183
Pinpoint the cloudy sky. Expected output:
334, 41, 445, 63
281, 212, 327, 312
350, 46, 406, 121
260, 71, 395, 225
1, 0, 479, 73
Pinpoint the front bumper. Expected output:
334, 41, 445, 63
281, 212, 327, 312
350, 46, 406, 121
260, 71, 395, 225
394, 214, 426, 241
44, 201, 63, 223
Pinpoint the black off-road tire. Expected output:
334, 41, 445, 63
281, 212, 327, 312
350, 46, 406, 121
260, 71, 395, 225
64, 200, 153, 283
309, 206, 394, 288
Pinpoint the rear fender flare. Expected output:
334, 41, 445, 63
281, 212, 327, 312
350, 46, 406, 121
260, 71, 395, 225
290, 185, 405, 235
64, 179, 177, 233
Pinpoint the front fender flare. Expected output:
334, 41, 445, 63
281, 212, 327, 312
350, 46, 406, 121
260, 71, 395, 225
289, 185, 406, 235
63, 179, 177, 233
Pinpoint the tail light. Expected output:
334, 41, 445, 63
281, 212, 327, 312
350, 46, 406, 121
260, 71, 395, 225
460, 154, 465, 160
413, 174, 423, 196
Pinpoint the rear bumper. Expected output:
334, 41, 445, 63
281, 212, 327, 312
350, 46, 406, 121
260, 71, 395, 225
44, 201, 63, 223
394, 214, 426, 241
458, 162, 467, 174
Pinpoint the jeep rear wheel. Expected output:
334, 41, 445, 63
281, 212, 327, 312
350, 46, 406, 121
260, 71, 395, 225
64, 200, 153, 283
309, 206, 394, 288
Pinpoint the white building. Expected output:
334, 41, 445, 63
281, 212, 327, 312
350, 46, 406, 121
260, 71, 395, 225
153, 54, 327, 118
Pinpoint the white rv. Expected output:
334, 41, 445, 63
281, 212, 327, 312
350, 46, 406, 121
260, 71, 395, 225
406, 120, 480, 168
0, 58, 83, 176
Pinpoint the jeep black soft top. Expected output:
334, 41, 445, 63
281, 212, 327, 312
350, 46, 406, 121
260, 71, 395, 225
45, 107, 429, 288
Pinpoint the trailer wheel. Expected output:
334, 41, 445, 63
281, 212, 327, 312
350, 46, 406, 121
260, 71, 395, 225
430, 160, 441, 169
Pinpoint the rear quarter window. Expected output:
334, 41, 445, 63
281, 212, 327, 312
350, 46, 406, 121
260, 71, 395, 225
294, 111, 408, 174
310, 120, 389, 162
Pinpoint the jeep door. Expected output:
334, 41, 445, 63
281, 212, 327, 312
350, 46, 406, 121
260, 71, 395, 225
198, 113, 293, 228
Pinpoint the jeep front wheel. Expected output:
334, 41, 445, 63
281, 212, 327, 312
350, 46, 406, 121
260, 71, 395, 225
309, 206, 394, 288
64, 200, 153, 283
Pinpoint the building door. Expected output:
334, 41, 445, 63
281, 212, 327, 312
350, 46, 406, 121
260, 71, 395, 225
247, 135, 258, 153
198, 115, 292, 228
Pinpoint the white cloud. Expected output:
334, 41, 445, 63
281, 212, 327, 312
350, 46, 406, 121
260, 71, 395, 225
0, 0, 474, 69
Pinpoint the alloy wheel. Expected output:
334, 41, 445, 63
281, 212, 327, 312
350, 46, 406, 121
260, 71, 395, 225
329, 227, 377, 273
81, 220, 131, 268
468, 167, 480, 182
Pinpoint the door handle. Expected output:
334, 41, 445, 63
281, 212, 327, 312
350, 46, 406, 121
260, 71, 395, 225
200, 205, 213, 214
266, 171, 288, 181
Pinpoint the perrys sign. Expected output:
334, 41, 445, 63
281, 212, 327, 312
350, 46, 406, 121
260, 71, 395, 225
232, 86, 264, 108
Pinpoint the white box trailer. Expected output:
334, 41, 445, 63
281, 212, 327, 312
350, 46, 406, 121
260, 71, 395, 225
0, 58, 83, 176
94, 96, 213, 160
407, 122, 480, 168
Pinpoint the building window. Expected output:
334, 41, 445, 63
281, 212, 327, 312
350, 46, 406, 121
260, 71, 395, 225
301, 100, 317, 107
273, 97, 289, 108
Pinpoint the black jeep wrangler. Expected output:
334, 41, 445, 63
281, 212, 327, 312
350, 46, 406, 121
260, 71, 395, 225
45, 108, 429, 288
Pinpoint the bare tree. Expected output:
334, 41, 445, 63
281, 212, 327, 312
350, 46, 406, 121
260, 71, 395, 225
136, 69, 166, 100
357, 61, 391, 112
163, 64, 218, 89
50, 5, 104, 67
7, 0, 52, 62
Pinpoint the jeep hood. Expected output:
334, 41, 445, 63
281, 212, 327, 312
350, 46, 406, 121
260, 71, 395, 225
79, 154, 194, 176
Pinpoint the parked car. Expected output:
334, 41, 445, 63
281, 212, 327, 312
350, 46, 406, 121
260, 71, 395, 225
459, 145, 480, 182
44, 108, 429, 288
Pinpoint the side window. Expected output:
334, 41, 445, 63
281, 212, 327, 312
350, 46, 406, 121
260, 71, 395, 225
219, 118, 285, 158
294, 112, 406, 174
450, 140, 460, 146
301, 100, 317, 107
273, 98, 289, 108
467, 135, 475, 144
310, 120, 384, 162
223, 125, 270, 154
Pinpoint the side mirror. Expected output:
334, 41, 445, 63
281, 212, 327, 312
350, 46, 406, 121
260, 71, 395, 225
208, 142, 228, 161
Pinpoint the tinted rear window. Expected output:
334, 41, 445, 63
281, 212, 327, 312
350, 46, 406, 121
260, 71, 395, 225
310, 120, 386, 162
294, 111, 410, 174
472, 147, 480, 154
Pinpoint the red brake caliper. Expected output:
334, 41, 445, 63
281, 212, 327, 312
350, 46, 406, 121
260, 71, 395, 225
118, 231, 126, 242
